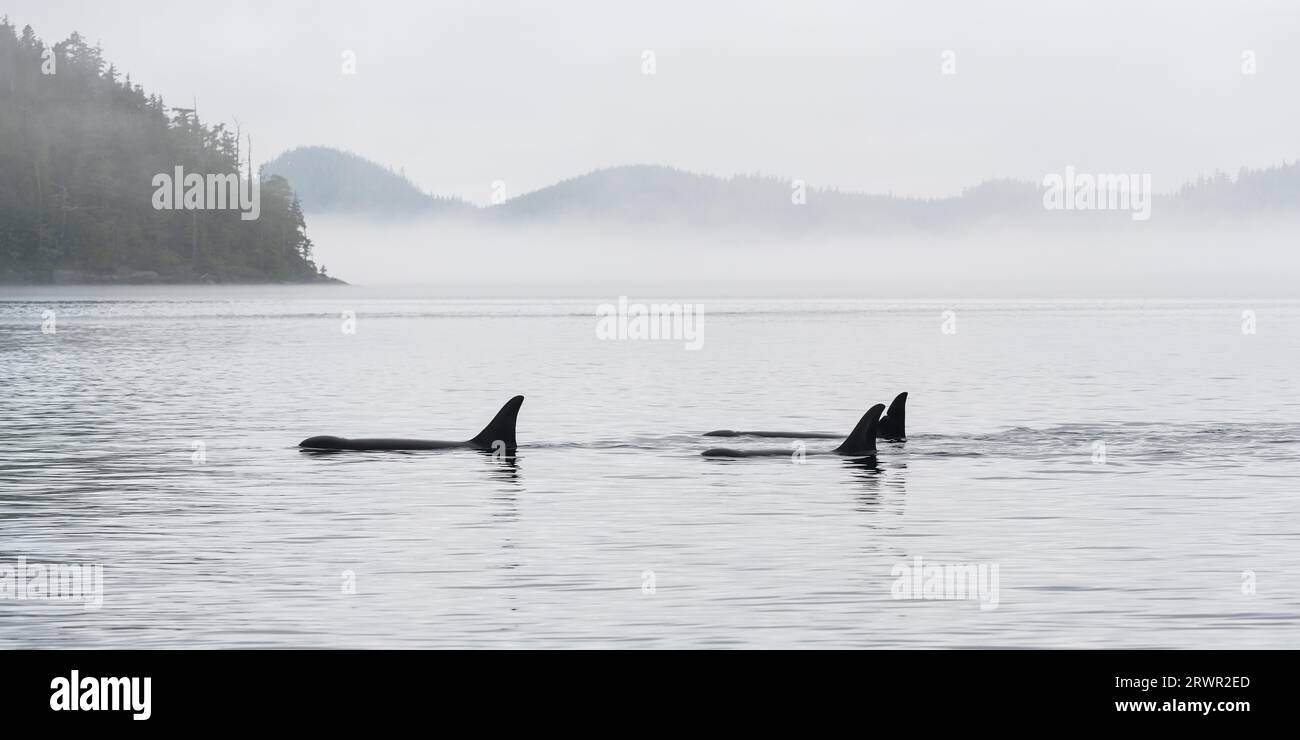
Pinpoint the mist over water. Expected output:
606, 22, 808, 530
2, 0, 1298, 654
306, 215, 1300, 298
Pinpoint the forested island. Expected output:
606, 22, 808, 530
0, 20, 334, 284
263, 147, 474, 220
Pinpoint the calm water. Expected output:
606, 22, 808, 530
2, 287, 1299, 648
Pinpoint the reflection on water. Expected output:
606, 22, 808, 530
2, 292, 1300, 647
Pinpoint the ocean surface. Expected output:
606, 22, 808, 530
2, 287, 1299, 648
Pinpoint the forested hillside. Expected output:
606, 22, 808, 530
0, 20, 331, 283
263, 146, 473, 219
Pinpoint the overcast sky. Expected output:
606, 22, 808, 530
8, 0, 1298, 204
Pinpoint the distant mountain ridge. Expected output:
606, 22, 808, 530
268, 146, 1300, 233
489, 166, 1045, 233
262, 146, 473, 219
490, 163, 1300, 232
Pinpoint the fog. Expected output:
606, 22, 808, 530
307, 215, 1300, 298
9, 0, 1299, 202
7, 0, 1297, 295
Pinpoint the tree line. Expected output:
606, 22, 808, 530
0, 19, 331, 283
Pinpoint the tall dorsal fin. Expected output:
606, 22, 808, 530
469, 395, 525, 451
835, 403, 885, 455
878, 391, 907, 439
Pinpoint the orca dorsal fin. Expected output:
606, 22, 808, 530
879, 391, 907, 439
469, 395, 525, 452
835, 403, 886, 455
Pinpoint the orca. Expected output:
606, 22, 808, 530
703, 392, 907, 441
877, 391, 906, 439
702, 403, 885, 458
299, 396, 524, 452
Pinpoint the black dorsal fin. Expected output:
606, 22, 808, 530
879, 391, 907, 439
469, 395, 525, 451
835, 403, 885, 455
